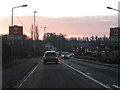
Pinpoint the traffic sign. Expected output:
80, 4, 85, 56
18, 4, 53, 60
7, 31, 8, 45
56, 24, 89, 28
110, 27, 120, 37
9, 25, 23, 35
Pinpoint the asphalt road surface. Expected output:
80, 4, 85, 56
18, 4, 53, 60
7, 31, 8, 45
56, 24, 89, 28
15, 57, 120, 89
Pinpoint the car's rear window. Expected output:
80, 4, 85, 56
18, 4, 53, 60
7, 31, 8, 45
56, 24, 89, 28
45, 52, 57, 57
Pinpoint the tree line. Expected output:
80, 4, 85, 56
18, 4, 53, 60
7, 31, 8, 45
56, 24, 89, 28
2, 32, 120, 67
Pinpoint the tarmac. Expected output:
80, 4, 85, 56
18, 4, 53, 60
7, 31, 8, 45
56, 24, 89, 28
2, 57, 40, 88
2, 56, 120, 89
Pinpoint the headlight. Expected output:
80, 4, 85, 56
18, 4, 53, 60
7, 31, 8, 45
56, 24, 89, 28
61, 55, 64, 57
67, 55, 69, 57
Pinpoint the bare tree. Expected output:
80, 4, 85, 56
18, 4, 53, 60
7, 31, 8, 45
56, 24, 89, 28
95, 35, 98, 41
31, 24, 33, 40
90, 36, 94, 41
35, 25, 39, 40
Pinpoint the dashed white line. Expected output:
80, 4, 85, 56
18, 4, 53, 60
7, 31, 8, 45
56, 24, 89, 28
61, 61, 111, 89
112, 85, 120, 89
18, 65, 38, 88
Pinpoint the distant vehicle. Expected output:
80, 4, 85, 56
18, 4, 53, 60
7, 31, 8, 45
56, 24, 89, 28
43, 51, 59, 64
61, 52, 70, 59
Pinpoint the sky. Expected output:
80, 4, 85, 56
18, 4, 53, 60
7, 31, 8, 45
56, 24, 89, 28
0, 0, 119, 39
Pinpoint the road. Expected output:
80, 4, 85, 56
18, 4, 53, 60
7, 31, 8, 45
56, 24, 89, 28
15, 57, 120, 89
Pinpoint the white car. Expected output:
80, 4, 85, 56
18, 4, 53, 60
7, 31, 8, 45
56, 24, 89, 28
43, 51, 59, 64
61, 52, 70, 59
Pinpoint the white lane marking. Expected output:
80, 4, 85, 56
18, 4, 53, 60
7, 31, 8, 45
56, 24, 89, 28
112, 85, 120, 88
61, 61, 111, 89
18, 65, 38, 88
86, 73, 91, 76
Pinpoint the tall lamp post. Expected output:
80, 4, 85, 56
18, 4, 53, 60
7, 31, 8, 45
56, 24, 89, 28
11, 4, 27, 26
33, 11, 37, 57
107, 6, 120, 61
34, 11, 37, 40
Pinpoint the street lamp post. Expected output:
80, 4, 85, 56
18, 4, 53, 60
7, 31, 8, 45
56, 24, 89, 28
107, 6, 120, 12
33, 11, 37, 57
107, 6, 120, 62
34, 11, 37, 40
11, 4, 27, 26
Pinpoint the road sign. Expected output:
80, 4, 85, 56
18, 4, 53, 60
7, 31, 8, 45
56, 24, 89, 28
9, 25, 23, 35
110, 27, 120, 37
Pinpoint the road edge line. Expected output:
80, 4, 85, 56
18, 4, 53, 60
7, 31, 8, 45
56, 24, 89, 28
17, 64, 39, 88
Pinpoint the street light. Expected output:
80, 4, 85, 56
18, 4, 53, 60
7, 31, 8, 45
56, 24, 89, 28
43, 26, 46, 40
11, 4, 27, 26
107, 6, 120, 62
107, 6, 120, 12
33, 11, 37, 40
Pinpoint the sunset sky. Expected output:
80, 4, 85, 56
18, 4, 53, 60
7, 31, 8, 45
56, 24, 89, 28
0, 0, 119, 39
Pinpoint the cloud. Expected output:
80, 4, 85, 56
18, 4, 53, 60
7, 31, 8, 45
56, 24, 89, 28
0, 15, 117, 39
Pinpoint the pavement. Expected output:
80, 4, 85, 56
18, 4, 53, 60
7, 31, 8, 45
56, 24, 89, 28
2, 57, 40, 88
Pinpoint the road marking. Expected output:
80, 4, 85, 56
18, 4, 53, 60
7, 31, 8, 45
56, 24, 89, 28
112, 85, 120, 89
86, 73, 91, 76
18, 65, 38, 88
61, 61, 111, 89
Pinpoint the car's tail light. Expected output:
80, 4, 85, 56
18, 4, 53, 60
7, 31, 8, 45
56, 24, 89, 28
44, 57, 46, 59
56, 57, 58, 59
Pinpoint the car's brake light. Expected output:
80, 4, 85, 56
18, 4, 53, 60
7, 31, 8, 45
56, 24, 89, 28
56, 57, 58, 59
44, 57, 46, 59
